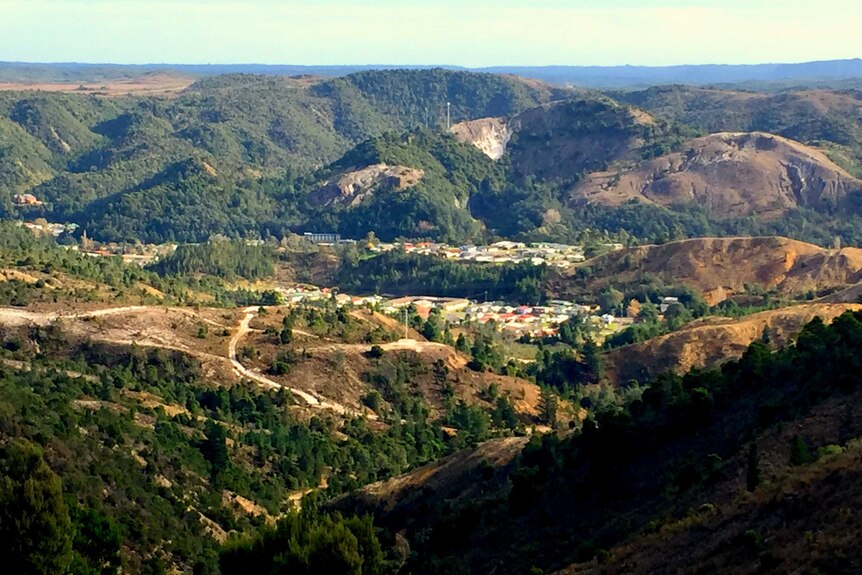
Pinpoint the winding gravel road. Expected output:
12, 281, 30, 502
0, 304, 414, 420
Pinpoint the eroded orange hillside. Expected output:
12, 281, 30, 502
570, 132, 862, 219
556, 236, 862, 305
603, 303, 862, 385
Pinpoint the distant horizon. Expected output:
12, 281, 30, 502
3, 57, 861, 69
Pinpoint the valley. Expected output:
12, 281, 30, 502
2, 57, 862, 575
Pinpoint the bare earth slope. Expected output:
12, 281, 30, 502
557, 236, 862, 305
570, 132, 862, 218
603, 303, 862, 385
449, 117, 512, 160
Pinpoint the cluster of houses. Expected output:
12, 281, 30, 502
19, 220, 77, 237
371, 240, 616, 268
276, 285, 382, 307
274, 287, 625, 340
67, 241, 176, 266
380, 295, 631, 338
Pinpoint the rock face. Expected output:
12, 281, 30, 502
449, 117, 512, 160
308, 163, 423, 208
570, 132, 862, 219
555, 236, 862, 305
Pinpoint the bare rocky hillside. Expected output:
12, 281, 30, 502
308, 163, 424, 207
570, 132, 862, 218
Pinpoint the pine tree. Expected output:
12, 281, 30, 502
789, 435, 812, 466
455, 333, 469, 353
746, 442, 761, 492
539, 387, 558, 426
582, 339, 603, 383
202, 422, 231, 482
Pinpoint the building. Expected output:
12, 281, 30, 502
13, 194, 43, 206
303, 232, 341, 244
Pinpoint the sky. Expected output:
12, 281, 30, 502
0, 0, 859, 67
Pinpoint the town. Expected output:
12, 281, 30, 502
276, 284, 632, 341
18, 220, 622, 270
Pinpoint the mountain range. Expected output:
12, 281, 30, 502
3, 58, 862, 88
1, 68, 862, 246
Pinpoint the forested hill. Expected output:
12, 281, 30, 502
3, 69, 862, 245
335, 310, 862, 574
0, 69, 572, 242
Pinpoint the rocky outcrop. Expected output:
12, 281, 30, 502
308, 163, 424, 208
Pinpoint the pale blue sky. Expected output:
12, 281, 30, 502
1, 0, 859, 66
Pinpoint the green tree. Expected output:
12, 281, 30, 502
493, 396, 519, 429
201, 421, 231, 482
789, 435, 812, 466
455, 333, 469, 353
539, 387, 558, 426
746, 442, 761, 492
582, 339, 603, 384
279, 326, 293, 345
69, 506, 122, 575
597, 287, 624, 314
637, 301, 660, 324
421, 316, 442, 342
0, 440, 73, 575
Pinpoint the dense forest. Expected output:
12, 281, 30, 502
334, 250, 549, 303
0, 222, 284, 308
0, 70, 568, 243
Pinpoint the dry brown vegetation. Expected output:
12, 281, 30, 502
335, 436, 529, 514
0, 73, 194, 96
603, 303, 862, 385
570, 132, 862, 219
557, 236, 862, 305
0, 302, 548, 423
240, 307, 547, 419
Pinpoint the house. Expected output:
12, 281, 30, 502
660, 296, 681, 313
386, 296, 415, 308
13, 194, 43, 206
438, 299, 470, 313
489, 240, 525, 251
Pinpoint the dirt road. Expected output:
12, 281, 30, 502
228, 308, 363, 417
0, 304, 431, 420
